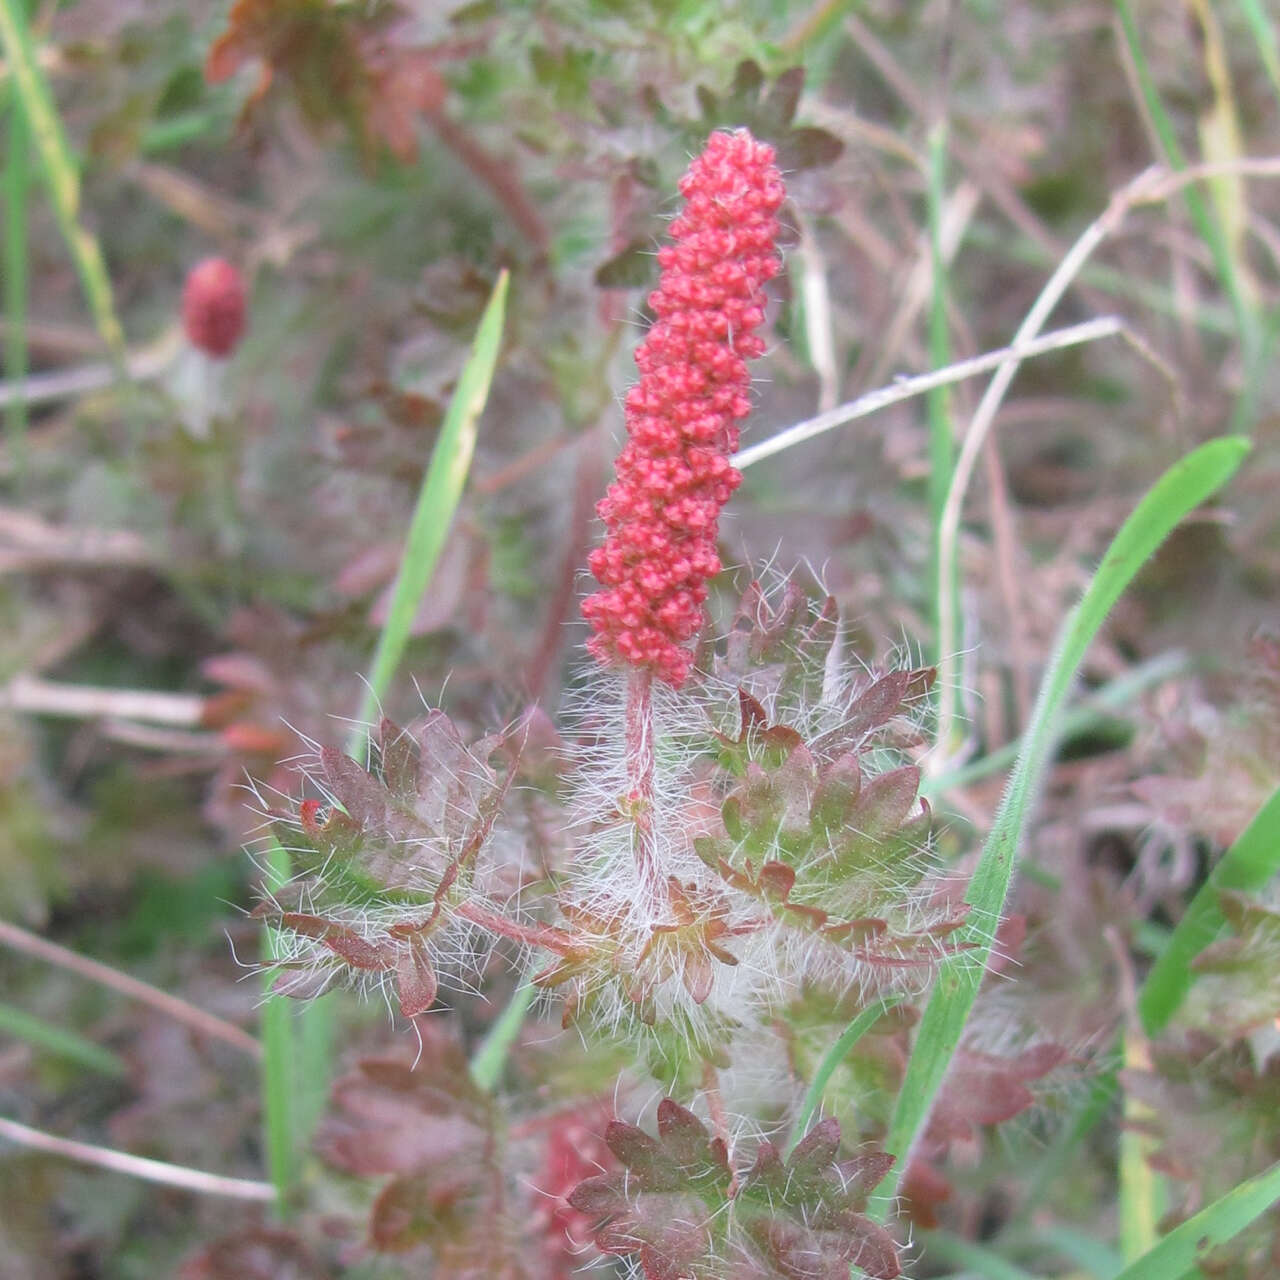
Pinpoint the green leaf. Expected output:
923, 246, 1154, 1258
787, 995, 904, 1159
0, 0, 126, 367
1237, 0, 1280, 109
922, 1232, 1039, 1280
872, 436, 1251, 1215
1110, 1160, 1280, 1280
1138, 783, 1280, 1035
0, 1000, 127, 1078
348, 269, 509, 750
467, 965, 540, 1093
1112, 0, 1258, 368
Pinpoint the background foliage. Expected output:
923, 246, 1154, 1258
1, 0, 1279, 1276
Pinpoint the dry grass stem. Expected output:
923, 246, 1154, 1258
736, 315, 1123, 470
0, 1116, 276, 1201
0, 920, 261, 1059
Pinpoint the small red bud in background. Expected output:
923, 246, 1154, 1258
181, 258, 246, 358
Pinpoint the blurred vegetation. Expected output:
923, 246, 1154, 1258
1, 0, 1279, 1276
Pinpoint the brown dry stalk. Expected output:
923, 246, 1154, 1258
0, 1116, 275, 1201
0, 920, 261, 1059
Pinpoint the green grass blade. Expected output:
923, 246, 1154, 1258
1112, 0, 1258, 363
1236, 0, 1280, 112
1111, 1159, 1280, 1280
1030, 1224, 1124, 1278
0, 0, 126, 368
787, 994, 903, 1158
348, 268, 509, 750
5, 58, 30, 471
923, 1231, 1039, 1280
258, 273, 509, 1204
1138, 782, 1280, 1036
260, 841, 299, 1214
469, 966, 540, 1093
0, 1000, 128, 1078
872, 436, 1251, 1215
1120, 1028, 1165, 1262
922, 649, 1194, 798
926, 119, 958, 694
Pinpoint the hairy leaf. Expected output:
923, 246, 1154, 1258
570, 1103, 900, 1278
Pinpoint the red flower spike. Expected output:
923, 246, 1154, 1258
583, 129, 784, 687
182, 258, 247, 358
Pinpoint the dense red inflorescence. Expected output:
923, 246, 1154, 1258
583, 129, 784, 687
181, 257, 247, 358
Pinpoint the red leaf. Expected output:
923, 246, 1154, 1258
395, 937, 438, 1017
758, 860, 796, 900
280, 913, 390, 971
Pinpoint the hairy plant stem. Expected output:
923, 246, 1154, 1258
454, 901, 572, 951
625, 668, 664, 907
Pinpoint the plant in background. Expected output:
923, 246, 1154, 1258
182, 257, 247, 359
5, 3, 1273, 1273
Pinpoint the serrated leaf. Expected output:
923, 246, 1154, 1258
696, 85, 720, 120
369, 1172, 467, 1252
181, 1228, 331, 1280
811, 669, 929, 758
318, 1042, 487, 1181
572, 1104, 732, 1275
925, 1044, 1067, 1144
759, 861, 796, 901
656, 1098, 731, 1180
788, 1115, 841, 1175
851, 766, 921, 838
321, 747, 390, 829
573, 1106, 901, 1279
738, 1118, 901, 1279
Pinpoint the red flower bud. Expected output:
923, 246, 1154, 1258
181, 258, 247, 358
583, 130, 784, 687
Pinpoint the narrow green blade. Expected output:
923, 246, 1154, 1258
349, 268, 509, 748
872, 436, 1251, 1215
0, 0, 126, 366
1138, 782, 1280, 1035
1111, 1160, 1280, 1280
0, 1000, 127, 1078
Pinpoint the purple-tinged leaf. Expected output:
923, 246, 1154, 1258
378, 718, 419, 798
395, 937, 438, 1017
279, 913, 391, 970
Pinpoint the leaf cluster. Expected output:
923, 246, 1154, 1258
261, 584, 952, 1034
568, 1098, 900, 1280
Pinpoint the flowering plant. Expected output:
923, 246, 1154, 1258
254, 129, 1043, 1277
8, 6, 1274, 1278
